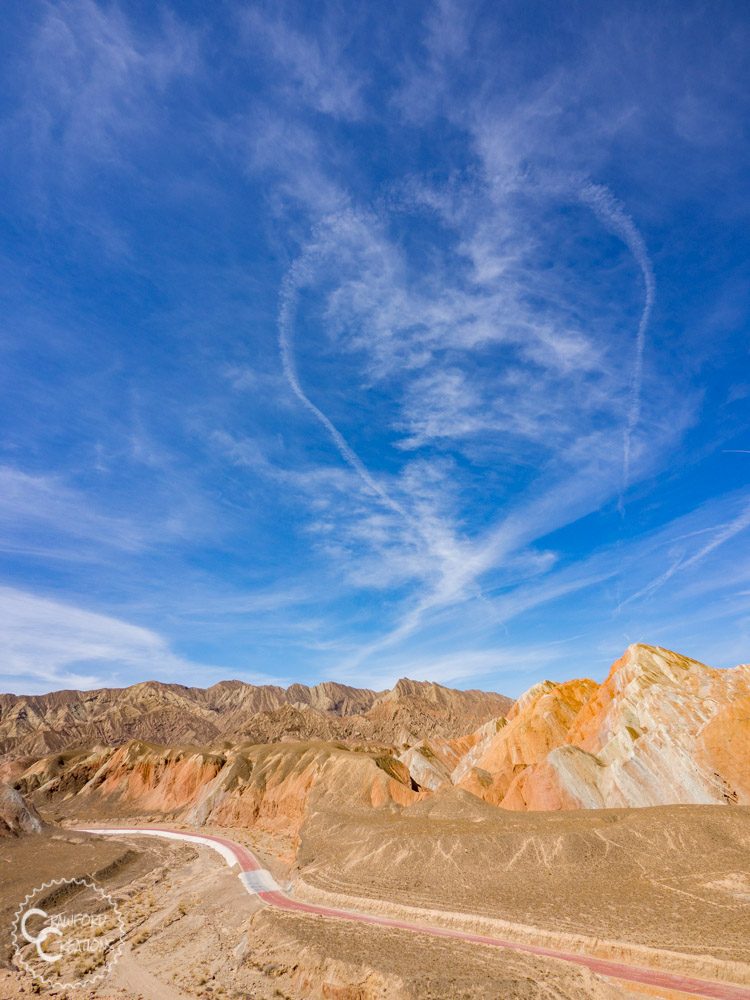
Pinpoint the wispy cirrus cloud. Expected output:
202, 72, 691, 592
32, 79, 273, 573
0, 585, 196, 692
0, 1, 746, 695
579, 182, 656, 507
619, 499, 750, 610
265, 170, 685, 671
238, 5, 712, 678
0, 464, 220, 562
10, 0, 199, 178
0, 466, 147, 558
240, 4, 366, 120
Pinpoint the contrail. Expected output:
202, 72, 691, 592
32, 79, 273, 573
580, 183, 655, 512
278, 254, 410, 523
619, 501, 750, 609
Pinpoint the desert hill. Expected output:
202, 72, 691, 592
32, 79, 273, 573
295, 795, 750, 971
4, 642, 750, 998
15, 739, 423, 858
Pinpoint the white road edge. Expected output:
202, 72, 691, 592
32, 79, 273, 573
77, 827, 282, 895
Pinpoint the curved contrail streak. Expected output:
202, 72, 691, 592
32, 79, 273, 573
278, 255, 410, 523
580, 183, 655, 510
279, 188, 656, 665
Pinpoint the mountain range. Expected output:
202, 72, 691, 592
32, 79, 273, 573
0, 676, 512, 758
2, 644, 748, 846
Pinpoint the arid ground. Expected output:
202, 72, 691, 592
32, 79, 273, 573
0, 821, 710, 1000
2, 645, 749, 998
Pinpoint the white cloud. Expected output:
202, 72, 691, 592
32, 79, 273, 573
268, 180, 687, 668
619, 499, 750, 609
0, 586, 293, 695
18, 0, 198, 175
1, 1, 735, 696
0, 464, 219, 561
241, 6, 366, 120
0, 586, 190, 692
579, 182, 656, 506
330, 642, 576, 693
196, 13, 708, 681
0, 466, 146, 557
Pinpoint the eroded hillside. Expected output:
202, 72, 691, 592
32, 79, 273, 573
0, 677, 512, 757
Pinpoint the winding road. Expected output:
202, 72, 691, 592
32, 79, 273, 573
78, 825, 750, 1000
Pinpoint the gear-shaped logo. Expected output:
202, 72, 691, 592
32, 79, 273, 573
12, 877, 125, 988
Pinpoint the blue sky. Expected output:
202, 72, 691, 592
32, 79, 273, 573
1, 1, 749, 696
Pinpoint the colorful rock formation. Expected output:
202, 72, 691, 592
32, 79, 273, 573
454, 644, 750, 809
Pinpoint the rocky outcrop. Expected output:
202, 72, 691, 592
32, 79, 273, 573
7, 643, 748, 820
0, 681, 372, 757
365, 680, 512, 746
454, 679, 596, 806
398, 744, 453, 791
0, 782, 44, 836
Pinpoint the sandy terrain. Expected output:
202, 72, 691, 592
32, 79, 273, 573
3, 792, 747, 998
0, 829, 644, 999
297, 794, 750, 965
0, 830, 162, 965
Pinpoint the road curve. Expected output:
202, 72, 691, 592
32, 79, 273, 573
77, 825, 750, 1000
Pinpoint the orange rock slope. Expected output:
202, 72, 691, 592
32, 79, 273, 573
16, 739, 424, 857
454, 643, 750, 809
